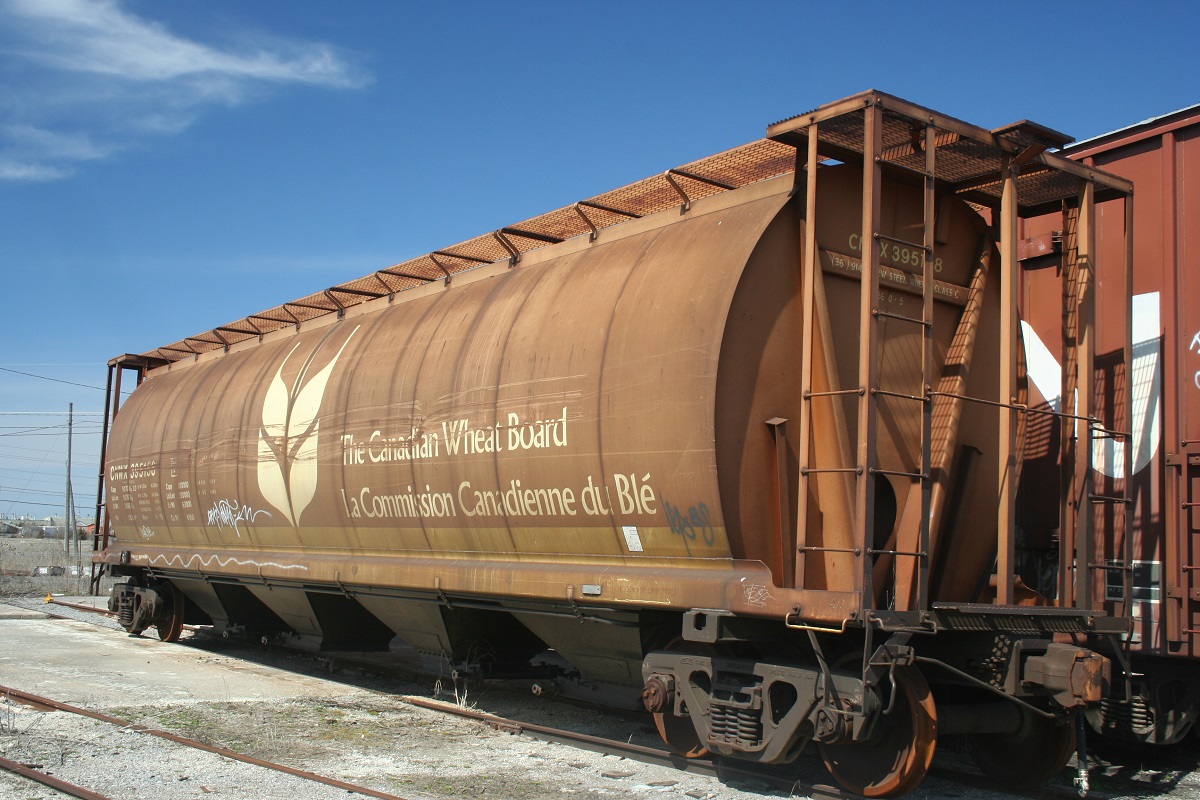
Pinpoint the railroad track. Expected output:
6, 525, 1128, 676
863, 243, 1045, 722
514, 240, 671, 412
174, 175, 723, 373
0, 679, 1120, 800
401, 694, 855, 798
20, 600, 1161, 800
0, 678, 850, 800
45, 598, 114, 617
0, 755, 110, 800
397, 695, 1123, 800
0, 683, 414, 800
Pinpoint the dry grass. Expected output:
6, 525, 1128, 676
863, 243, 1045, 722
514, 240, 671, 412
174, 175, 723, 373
118, 698, 405, 764
0, 537, 113, 596
0, 693, 75, 770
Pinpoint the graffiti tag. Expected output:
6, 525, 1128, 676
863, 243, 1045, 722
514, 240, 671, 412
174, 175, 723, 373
661, 496, 715, 556
206, 499, 271, 537
743, 584, 773, 608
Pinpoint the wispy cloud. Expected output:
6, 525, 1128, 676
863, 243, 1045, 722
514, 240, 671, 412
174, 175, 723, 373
0, 0, 370, 181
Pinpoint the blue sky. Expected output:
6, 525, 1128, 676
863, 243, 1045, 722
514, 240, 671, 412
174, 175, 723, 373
0, 0, 1197, 520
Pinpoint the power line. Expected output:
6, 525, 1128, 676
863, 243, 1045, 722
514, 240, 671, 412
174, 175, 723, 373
1, 498, 77, 509
1, 427, 103, 436
3, 486, 68, 497
0, 450, 102, 461
0, 453, 97, 466
0, 444, 102, 456
0, 419, 105, 423
0, 424, 104, 429
0, 443, 102, 455
0, 468, 98, 479
0, 411, 106, 415
1, 429, 60, 515
0, 367, 106, 391
0, 424, 104, 430
0, 431, 102, 437
0, 471, 92, 488
0, 426, 103, 437
0, 448, 102, 461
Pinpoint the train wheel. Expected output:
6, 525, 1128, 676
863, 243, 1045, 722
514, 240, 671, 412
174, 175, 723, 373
645, 638, 711, 758
653, 709, 710, 758
154, 583, 184, 643
967, 706, 1074, 788
819, 665, 937, 798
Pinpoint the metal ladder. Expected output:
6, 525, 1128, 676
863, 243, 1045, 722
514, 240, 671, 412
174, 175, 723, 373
1058, 198, 1134, 616
793, 105, 938, 615
89, 354, 165, 595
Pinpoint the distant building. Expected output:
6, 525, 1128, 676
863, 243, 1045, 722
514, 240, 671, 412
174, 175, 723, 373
46, 516, 95, 539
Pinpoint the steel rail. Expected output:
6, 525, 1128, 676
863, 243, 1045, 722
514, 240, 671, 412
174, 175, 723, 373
43, 598, 203, 636
0, 684, 412, 800
404, 695, 709, 772
400, 696, 851, 800
0, 756, 112, 800
47, 599, 114, 616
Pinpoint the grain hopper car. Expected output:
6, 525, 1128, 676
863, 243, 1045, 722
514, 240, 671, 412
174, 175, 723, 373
92, 91, 1135, 796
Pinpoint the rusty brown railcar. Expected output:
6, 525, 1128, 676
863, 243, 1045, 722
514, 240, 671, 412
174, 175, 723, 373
1019, 103, 1200, 746
94, 92, 1133, 797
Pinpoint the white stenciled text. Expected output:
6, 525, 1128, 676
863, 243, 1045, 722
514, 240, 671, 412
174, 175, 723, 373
1191, 330, 1200, 389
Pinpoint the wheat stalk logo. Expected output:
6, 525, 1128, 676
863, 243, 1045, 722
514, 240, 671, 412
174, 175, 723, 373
257, 326, 359, 527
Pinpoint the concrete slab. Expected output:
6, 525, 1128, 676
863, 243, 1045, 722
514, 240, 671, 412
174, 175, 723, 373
0, 611, 369, 709
0, 601, 49, 619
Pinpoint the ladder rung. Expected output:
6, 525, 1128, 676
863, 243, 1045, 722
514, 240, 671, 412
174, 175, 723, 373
874, 309, 931, 327
871, 467, 926, 481
805, 388, 863, 399
802, 467, 863, 476
1089, 495, 1131, 505
873, 388, 928, 404
867, 548, 927, 559
799, 545, 862, 555
875, 232, 932, 253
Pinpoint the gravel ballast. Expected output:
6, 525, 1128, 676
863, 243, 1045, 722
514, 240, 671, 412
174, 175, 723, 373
3, 597, 1200, 800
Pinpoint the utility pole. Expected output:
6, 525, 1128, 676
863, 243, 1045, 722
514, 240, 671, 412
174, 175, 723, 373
64, 403, 75, 558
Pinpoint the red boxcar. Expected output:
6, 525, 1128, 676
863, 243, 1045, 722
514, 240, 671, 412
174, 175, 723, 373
1019, 103, 1200, 743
